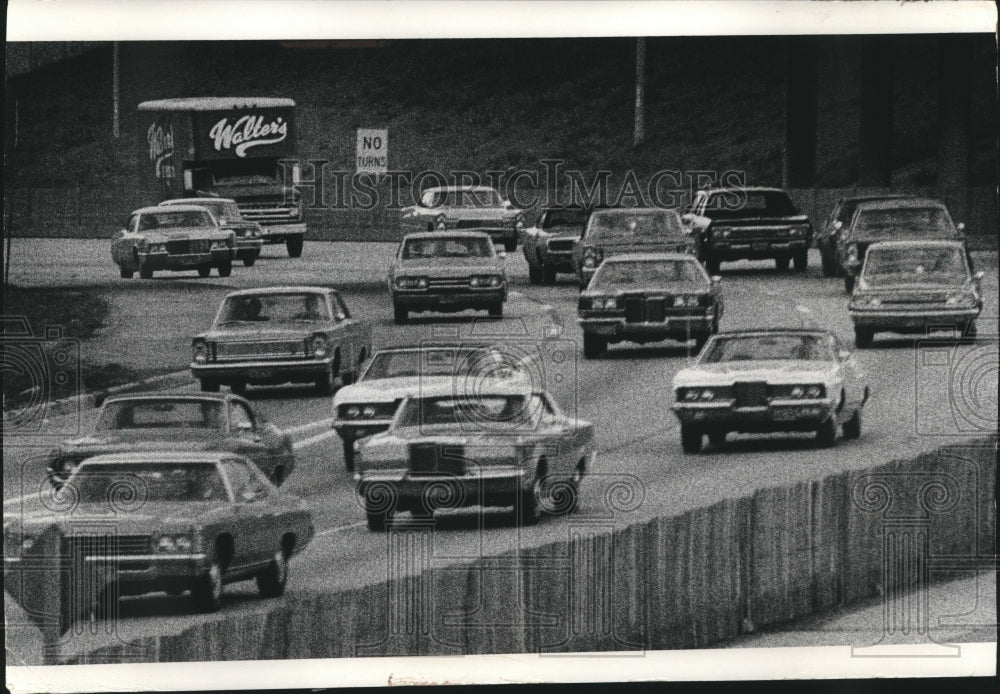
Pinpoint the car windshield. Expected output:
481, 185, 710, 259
190, 201, 242, 224
590, 259, 707, 288
702, 334, 833, 363
68, 463, 229, 504
96, 400, 225, 431
139, 210, 213, 231
402, 237, 493, 259
853, 207, 955, 237
543, 208, 589, 229
588, 211, 683, 240
421, 188, 502, 208
862, 246, 969, 285
707, 191, 798, 216
363, 347, 529, 381
396, 395, 535, 428
217, 293, 330, 323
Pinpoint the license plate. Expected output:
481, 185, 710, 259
591, 325, 616, 336
176, 257, 199, 267
773, 409, 799, 421
248, 368, 273, 379
752, 242, 769, 252
438, 296, 461, 304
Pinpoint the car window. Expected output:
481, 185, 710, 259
590, 259, 708, 288
96, 400, 225, 431
702, 334, 834, 363
230, 401, 255, 434
852, 207, 955, 236
862, 246, 968, 284
69, 463, 228, 503
222, 460, 269, 501
217, 293, 331, 323
333, 294, 351, 319
126, 215, 139, 233
542, 208, 589, 229
402, 237, 492, 259
588, 211, 684, 240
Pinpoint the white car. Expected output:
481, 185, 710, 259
332, 343, 535, 471
672, 328, 871, 452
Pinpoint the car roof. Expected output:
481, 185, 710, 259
160, 197, 238, 206
591, 207, 673, 215
132, 205, 214, 215
77, 451, 247, 465
223, 286, 335, 298
402, 231, 493, 240
854, 198, 947, 212
138, 97, 295, 111
702, 186, 788, 195
600, 252, 701, 263
713, 328, 832, 338
405, 379, 537, 399
866, 239, 966, 250
839, 193, 912, 204
103, 391, 234, 405
421, 186, 499, 194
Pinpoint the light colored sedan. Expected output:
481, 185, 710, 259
672, 328, 871, 452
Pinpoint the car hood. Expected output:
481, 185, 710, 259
393, 258, 503, 274
20, 500, 226, 534
139, 228, 231, 242
584, 283, 709, 297
539, 226, 584, 239
334, 376, 450, 405
857, 279, 969, 291
674, 360, 835, 387
403, 206, 516, 220
584, 238, 694, 250
58, 430, 222, 456
198, 325, 321, 342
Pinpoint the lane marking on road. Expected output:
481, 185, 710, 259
285, 418, 334, 435
292, 428, 340, 450
316, 521, 367, 537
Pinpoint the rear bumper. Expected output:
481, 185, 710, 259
673, 400, 836, 431
394, 290, 506, 311
139, 250, 233, 269
850, 308, 980, 330
191, 357, 332, 384
579, 315, 714, 339
708, 239, 809, 260
356, 466, 531, 509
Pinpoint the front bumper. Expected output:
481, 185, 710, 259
259, 222, 306, 243
850, 307, 980, 330
541, 250, 575, 270
138, 249, 233, 270
333, 420, 393, 442
191, 357, 332, 384
4, 553, 208, 594
578, 266, 597, 286
356, 466, 531, 510
673, 399, 835, 432
235, 239, 263, 261
709, 238, 809, 260
393, 289, 506, 312
579, 315, 714, 340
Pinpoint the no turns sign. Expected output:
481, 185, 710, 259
356, 128, 388, 175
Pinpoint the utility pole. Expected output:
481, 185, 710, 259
113, 42, 120, 138
634, 37, 645, 147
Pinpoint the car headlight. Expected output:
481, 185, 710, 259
583, 256, 596, 269
515, 214, 525, 230
150, 243, 166, 253
192, 340, 209, 364
680, 388, 719, 402
346, 406, 361, 419
157, 534, 193, 553
310, 333, 330, 359
210, 241, 226, 250
362, 405, 377, 418
715, 227, 731, 239
946, 293, 976, 307
395, 276, 428, 290
847, 244, 859, 262
791, 386, 804, 398
805, 385, 823, 398
852, 295, 881, 308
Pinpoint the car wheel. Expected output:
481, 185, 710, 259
216, 260, 233, 278
342, 439, 355, 472
816, 417, 838, 448
200, 379, 220, 393
286, 235, 304, 258
243, 256, 256, 267
706, 257, 721, 275
316, 366, 336, 396
197, 264, 211, 278
517, 469, 544, 527
775, 256, 791, 272
820, 253, 836, 277
504, 237, 517, 253
542, 266, 557, 285
844, 275, 856, 294
191, 555, 224, 613
119, 266, 134, 279
393, 304, 408, 325
680, 424, 703, 453
139, 264, 154, 279
582, 333, 606, 359
488, 302, 503, 318
708, 430, 727, 447
793, 250, 808, 272
528, 264, 542, 284
255, 549, 289, 598
842, 410, 862, 440
854, 326, 874, 349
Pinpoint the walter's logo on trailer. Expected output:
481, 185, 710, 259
209, 114, 289, 158
147, 123, 175, 179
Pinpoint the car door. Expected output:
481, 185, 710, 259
329, 291, 362, 370
220, 458, 271, 569
829, 334, 864, 412
112, 214, 139, 267
225, 399, 274, 479
536, 393, 584, 476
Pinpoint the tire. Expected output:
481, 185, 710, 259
191, 555, 224, 613
286, 235, 304, 258
315, 363, 336, 396
342, 439, 355, 472
197, 264, 211, 278
680, 424, 703, 453
243, 256, 256, 267
504, 237, 517, 253
393, 304, 408, 325
816, 417, 838, 448
820, 252, 836, 278
842, 410, 862, 441
854, 326, 874, 349
488, 302, 503, 318
230, 381, 248, 397
119, 266, 133, 279
518, 469, 544, 527
216, 260, 232, 277
528, 264, 542, 285
775, 256, 790, 272
793, 250, 808, 272
844, 274, 856, 294
708, 430, 727, 447
200, 379, 220, 393
582, 333, 606, 359
706, 257, 721, 275
542, 266, 557, 285
139, 264, 154, 279
270, 465, 286, 487
255, 549, 289, 598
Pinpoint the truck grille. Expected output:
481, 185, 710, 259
725, 226, 791, 241
238, 202, 300, 225
427, 277, 471, 289
883, 293, 947, 305
68, 535, 153, 558
166, 239, 210, 255
214, 340, 305, 361
547, 239, 576, 253
733, 381, 769, 408
408, 443, 465, 476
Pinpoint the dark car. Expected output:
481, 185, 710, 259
46, 392, 297, 486
572, 208, 696, 289
160, 197, 264, 267
7, 452, 314, 615
834, 197, 969, 293
577, 253, 724, 358
815, 194, 910, 277
400, 186, 524, 252
683, 187, 812, 274
520, 206, 591, 284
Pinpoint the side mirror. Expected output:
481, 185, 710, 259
335, 312, 347, 322
956, 222, 966, 233
974, 271, 984, 281
710, 275, 722, 284
838, 349, 852, 361
833, 220, 843, 231
498, 250, 507, 260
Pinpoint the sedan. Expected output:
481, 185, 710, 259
46, 392, 297, 486
672, 329, 871, 452
6, 452, 313, 616
159, 197, 264, 267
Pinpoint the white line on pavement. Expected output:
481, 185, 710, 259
316, 521, 366, 537
285, 418, 334, 435
292, 428, 339, 450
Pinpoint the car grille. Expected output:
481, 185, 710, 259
408, 443, 466, 476
214, 340, 306, 361
165, 239, 210, 255
427, 277, 472, 289
547, 239, 576, 253
721, 226, 792, 241
238, 200, 301, 224
68, 534, 153, 557
883, 293, 948, 304
733, 381, 769, 408
623, 296, 674, 323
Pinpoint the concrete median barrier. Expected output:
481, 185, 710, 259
8, 436, 994, 664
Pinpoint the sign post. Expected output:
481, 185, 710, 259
356, 128, 388, 176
